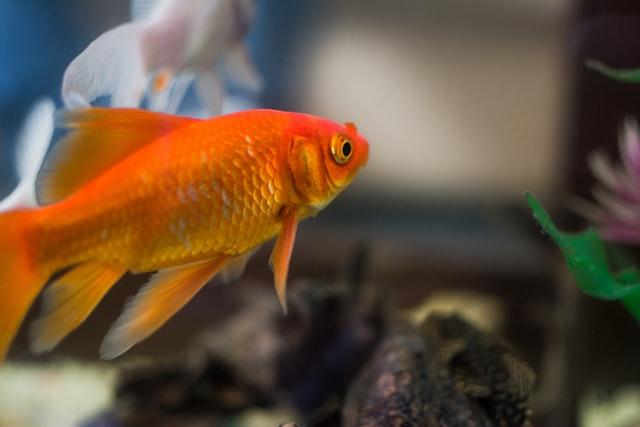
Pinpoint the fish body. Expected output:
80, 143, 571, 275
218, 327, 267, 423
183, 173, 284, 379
37, 112, 290, 273
62, 0, 260, 114
0, 108, 368, 361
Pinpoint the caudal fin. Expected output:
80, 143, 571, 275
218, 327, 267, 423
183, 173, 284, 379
0, 210, 47, 362
0, 98, 55, 212
62, 22, 146, 108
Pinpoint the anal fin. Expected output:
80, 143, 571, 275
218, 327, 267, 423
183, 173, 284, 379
100, 257, 229, 360
30, 262, 125, 353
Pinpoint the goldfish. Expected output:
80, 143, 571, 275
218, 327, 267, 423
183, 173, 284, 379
0, 107, 369, 362
0, 98, 54, 212
63, 0, 260, 114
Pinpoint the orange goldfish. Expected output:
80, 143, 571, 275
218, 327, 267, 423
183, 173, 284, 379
0, 108, 368, 361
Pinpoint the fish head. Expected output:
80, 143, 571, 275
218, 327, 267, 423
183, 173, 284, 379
288, 115, 369, 210
322, 120, 369, 191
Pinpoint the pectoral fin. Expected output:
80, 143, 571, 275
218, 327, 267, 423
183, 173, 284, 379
147, 73, 193, 114
269, 207, 299, 314
100, 257, 228, 359
30, 262, 126, 353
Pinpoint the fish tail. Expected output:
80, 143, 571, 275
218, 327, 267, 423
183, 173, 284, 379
0, 98, 55, 212
62, 22, 146, 108
0, 210, 48, 362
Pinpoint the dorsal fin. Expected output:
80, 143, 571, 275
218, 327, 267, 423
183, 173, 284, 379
37, 108, 198, 204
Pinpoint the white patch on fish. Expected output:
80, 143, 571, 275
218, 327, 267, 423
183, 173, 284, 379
187, 184, 199, 202
177, 188, 187, 204
169, 216, 192, 251
222, 188, 231, 206
247, 145, 256, 158
211, 178, 222, 196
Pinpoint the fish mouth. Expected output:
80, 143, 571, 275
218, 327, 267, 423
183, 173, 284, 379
360, 139, 370, 167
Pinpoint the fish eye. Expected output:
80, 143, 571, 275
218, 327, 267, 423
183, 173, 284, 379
342, 141, 352, 158
331, 134, 354, 165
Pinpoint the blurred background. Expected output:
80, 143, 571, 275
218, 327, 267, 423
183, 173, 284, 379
0, 0, 570, 200
2, 1, 640, 426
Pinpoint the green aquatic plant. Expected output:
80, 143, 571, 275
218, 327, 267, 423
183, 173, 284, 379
586, 59, 640, 83
525, 193, 640, 321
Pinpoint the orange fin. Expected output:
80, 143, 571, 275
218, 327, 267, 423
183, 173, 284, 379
30, 262, 125, 353
100, 257, 229, 359
269, 207, 299, 314
37, 108, 198, 204
0, 211, 47, 362
219, 248, 258, 284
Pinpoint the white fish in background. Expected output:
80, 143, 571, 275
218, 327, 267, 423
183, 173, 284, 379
62, 0, 261, 114
0, 98, 54, 212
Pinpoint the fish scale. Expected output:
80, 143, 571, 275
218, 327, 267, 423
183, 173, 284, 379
33, 112, 291, 274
